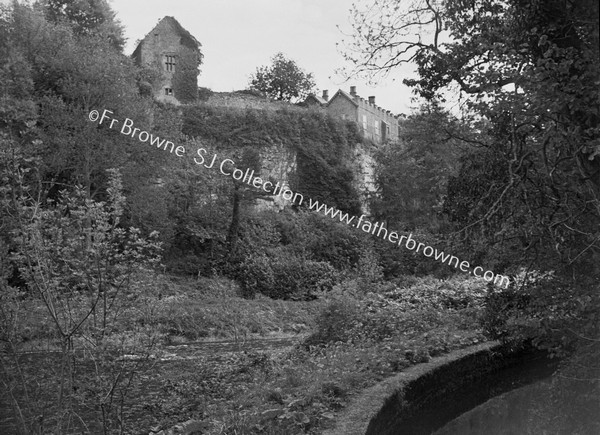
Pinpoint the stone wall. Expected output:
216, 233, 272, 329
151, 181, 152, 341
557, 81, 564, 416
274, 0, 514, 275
355, 97, 400, 144
352, 142, 378, 214
255, 144, 298, 211
326, 94, 358, 122
200, 94, 378, 215
206, 91, 306, 113
325, 90, 401, 145
135, 19, 182, 104
322, 342, 559, 435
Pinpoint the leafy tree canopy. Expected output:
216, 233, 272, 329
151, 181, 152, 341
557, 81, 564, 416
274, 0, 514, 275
372, 103, 466, 231
249, 52, 316, 102
41, 0, 126, 51
344, 0, 600, 278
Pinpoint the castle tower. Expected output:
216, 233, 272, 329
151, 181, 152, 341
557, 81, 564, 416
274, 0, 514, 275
132, 16, 203, 104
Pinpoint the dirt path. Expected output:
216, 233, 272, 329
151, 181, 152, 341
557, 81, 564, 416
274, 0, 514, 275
158, 335, 304, 360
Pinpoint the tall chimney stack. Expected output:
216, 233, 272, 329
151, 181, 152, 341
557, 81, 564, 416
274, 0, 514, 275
368, 96, 376, 104
350, 86, 357, 96
322, 90, 329, 101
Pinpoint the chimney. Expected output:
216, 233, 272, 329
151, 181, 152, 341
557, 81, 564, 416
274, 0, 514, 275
350, 86, 357, 96
322, 90, 329, 101
368, 96, 376, 104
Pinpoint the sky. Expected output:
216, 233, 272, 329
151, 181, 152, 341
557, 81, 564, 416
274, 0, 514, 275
108, 0, 420, 115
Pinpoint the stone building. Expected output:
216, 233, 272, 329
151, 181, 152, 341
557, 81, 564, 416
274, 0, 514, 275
307, 86, 402, 145
132, 16, 202, 104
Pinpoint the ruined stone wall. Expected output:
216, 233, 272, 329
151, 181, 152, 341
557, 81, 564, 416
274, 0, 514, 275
255, 144, 298, 211
351, 142, 378, 214
206, 92, 306, 113
137, 20, 183, 104
201, 96, 378, 215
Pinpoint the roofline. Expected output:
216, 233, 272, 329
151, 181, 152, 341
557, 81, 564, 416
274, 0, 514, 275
325, 89, 358, 107
131, 16, 201, 57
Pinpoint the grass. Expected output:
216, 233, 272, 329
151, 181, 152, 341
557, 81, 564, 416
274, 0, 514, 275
132, 275, 488, 434
135, 275, 325, 342
1, 274, 489, 434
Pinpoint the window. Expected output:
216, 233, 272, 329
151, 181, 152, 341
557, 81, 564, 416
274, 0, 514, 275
154, 33, 159, 43
165, 55, 176, 72
165, 88, 173, 96
362, 114, 367, 132
381, 121, 389, 142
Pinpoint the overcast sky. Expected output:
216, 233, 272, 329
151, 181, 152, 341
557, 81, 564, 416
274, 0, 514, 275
0, 0, 422, 114
109, 0, 419, 115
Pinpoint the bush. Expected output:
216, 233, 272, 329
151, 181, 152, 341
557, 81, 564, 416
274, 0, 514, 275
382, 276, 487, 311
304, 299, 361, 345
375, 231, 455, 278
237, 251, 337, 300
197, 86, 213, 101
275, 211, 369, 271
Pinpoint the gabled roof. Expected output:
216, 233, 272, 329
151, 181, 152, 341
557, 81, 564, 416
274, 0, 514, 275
132, 16, 201, 60
163, 16, 201, 50
305, 94, 327, 105
326, 89, 358, 107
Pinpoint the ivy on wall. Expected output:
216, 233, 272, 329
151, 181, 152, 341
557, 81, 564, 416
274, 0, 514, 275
182, 105, 364, 214
172, 47, 202, 103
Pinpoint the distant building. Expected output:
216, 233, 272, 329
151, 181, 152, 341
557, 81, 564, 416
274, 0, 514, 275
304, 90, 329, 107
132, 16, 202, 104
306, 86, 402, 144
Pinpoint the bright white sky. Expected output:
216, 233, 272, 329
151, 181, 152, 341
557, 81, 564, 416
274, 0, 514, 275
109, 0, 419, 115
0, 0, 423, 114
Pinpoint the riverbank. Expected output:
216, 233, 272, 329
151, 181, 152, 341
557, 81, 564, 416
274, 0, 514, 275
1, 274, 489, 434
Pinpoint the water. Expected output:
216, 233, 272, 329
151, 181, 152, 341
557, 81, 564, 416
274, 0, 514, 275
434, 374, 600, 435
372, 346, 599, 434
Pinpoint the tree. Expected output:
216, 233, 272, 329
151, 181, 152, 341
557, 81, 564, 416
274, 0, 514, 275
42, 0, 126, 51
344, 0, 599, 350
372, 104, 465, 231
249, 52, 316, 102
2, 2, 159, 203
0, 150, 161, 433
344, 0, 599, 274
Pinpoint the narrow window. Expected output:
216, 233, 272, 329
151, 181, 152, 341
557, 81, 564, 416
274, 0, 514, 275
165, 88, 173, 96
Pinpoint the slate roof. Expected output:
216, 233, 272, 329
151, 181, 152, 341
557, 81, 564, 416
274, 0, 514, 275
305, 94, 328, 105
326, 89, 359, 107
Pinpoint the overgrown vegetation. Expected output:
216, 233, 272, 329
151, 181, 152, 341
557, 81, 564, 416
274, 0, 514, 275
348, 0, 599, 356
0, 0, 598, 433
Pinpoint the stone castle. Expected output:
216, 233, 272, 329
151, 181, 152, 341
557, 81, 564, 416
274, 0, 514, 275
132, 17, 404, 212
132, 16, 202, 104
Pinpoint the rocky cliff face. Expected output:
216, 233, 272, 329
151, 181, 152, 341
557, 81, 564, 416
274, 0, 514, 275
182, 94, 381, 215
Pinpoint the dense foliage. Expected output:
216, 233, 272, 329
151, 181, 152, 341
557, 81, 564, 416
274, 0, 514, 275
345, 0, 600, 351
182, 104, 363, 216
172, 46, 203, 103
372, 104, 463, 231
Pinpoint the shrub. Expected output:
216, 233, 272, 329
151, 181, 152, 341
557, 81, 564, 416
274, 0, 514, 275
382, 276, 487, 311
276, 211, 368, 271
237, 251, 337, 300
304, 298, 361, 345
375, 230, 454, 278
197, 86, 213, 101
